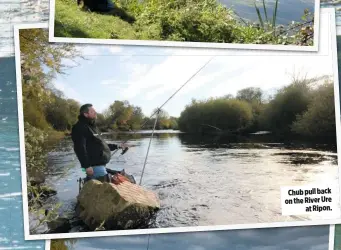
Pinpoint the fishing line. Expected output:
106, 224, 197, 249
111, 56, 215, 185
139, 109, 159, 185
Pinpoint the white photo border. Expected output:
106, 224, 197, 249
45, 240, 50, 250
329, 225, 336, 250
15, 8, 341, 241
48, 0, 320, 52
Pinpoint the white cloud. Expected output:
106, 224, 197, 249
54, 81, 84, 103
207, 52, 333, 98
100, 79, 117, 85
78, 45, 103, 56
119, 55, 212, 99
130, 63, 150, 79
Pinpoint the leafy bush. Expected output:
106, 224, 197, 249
258, 80, 312, 134
178, 98, 253, 132
292, 81, 336, 137
24, 122, 48, 175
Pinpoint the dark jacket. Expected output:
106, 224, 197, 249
71, 115, 119, 169
80, 0, 115, 12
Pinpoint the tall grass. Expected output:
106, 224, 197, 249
254, 0, 279, 33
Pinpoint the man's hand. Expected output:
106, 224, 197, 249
85, 167, 94, 176
119, 143, 129, 150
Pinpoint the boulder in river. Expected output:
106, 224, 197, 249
76, 179, 160, 230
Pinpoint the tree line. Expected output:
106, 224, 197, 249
178, 77, 336, 140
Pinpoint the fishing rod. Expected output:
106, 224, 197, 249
111, 56, 215, 185
201, 124, 222, 131
111, 56, 215, 156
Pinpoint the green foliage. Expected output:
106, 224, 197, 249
127, 106, 144, 130
20, 28, 82, 232
55, 0, 314, 46
97, 102, 178, 131
50, 239, 78, 250
236, 87, 264, 130
20, 28, 81, 84
236, 87, 263, 104
24, 122, 48, 175
132, 0, 237, 42
292, 81, 336, 137
45, 96, 81, 131
258, 80, 312, 134
20, 28, 82, 133
178, 98, 253, 132
178, 77, 336, 140
169, 117, 179, 130
101, 100, 135, 130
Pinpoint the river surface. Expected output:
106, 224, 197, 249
0, 57, 45, 248
222, 0, 315, 25
63, 225, 330, 250
40, 131, 338, 233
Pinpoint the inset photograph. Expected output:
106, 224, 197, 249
15, 9, 341, 241
49, 0, 320, 50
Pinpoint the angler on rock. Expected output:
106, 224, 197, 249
71, 103, 129, 183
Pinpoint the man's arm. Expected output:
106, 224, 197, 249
108, 143, 129, 151
71, 127, 90, 169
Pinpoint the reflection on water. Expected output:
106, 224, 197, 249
39, 131, 338, 232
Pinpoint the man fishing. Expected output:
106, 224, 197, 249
77, 0, 136, 24
71, 103, 128, 182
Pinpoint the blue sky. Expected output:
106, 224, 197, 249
53, 12, 333, 118
69, 225, 329, 250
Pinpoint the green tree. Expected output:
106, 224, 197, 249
258, 80, 312, 134
19, 28, 82, 232
51, 239, 77, 250
152, 108, 170, 129
20, 28, 82, 131
292, 81, 336, 138
178, 98, 253, 132
127, 106, 144, 130
236, 87, 263, 104
236, 87, 264, 131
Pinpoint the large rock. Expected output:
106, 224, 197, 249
76, 179, 160, 230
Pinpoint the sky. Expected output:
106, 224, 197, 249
69, 225, 329, 250
52, 10, 334, 118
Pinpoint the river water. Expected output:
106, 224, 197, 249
222, 0, 315, 25
39, 131, 338, 233
0, 57, 46, 248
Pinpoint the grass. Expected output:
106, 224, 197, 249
55, 0, 137, 39
54, 0, 314, 45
